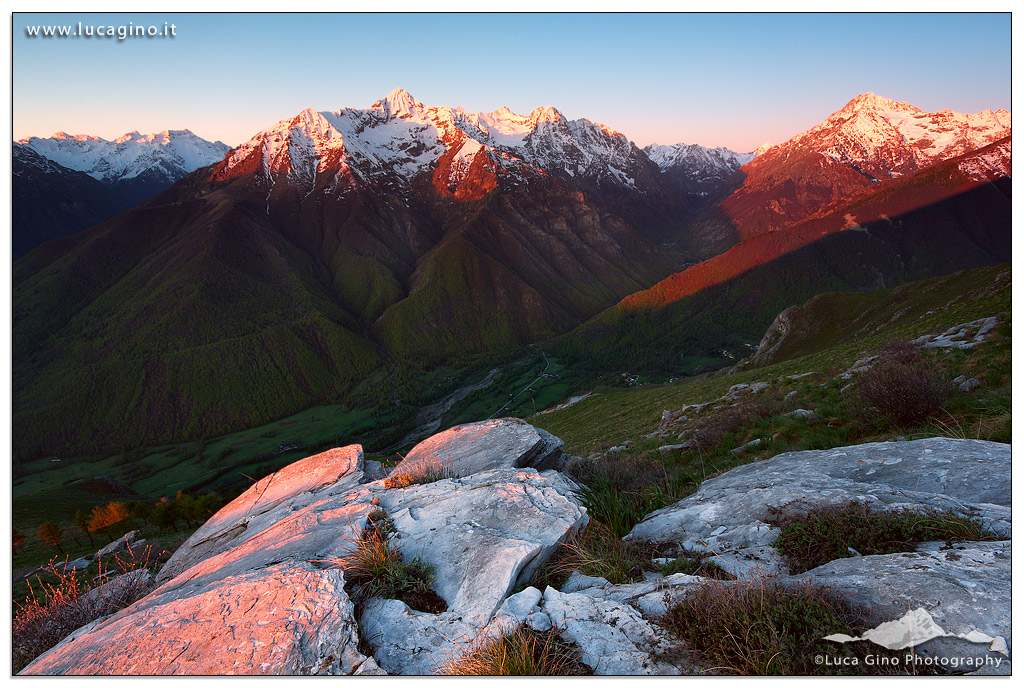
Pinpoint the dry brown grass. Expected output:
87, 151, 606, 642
436, 624, 591, 676
661, 574, 919, 675
383, 455, 457, 489
327, 510, 446, 614
13, 544, 157, 673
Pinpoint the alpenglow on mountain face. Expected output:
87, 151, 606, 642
714, 92, 1011, 240
13, 89, 1010, 463
216, 87, 657, 190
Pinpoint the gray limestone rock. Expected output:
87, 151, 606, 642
796, 540, 1011, 673
389, 418, 564, 482
542, 587, 681, 675
626, 438, 1010, 578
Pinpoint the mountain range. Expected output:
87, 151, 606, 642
12, 89, 1011, 461
13, 130, 230, 257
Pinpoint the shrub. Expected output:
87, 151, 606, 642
856, 341, 952, 427
330, 510, 445, 613
661, 575, 912, 675
768, 501, 999, 574
383, 455, 457, 489
13, 545, 157, 673
437, 625, 591, 676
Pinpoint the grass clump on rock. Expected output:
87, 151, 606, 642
535, 522, 732, 588
662, 575, 912, 676
383, 455, 457, 489
437, 624, 591, 676
334, 509, 446, 613
769, 501, 999, 574
13, 546, 157, 673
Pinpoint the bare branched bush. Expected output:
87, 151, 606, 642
856, 342, 952, 427
13, 544, 157, 673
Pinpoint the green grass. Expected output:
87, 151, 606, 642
533, 522, 731, 588
769, 501, 1001, 574
331, 511, 446, 614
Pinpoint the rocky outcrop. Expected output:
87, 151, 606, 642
23, 421, 586, 676
626, 437, 1011, 673
358, 467, 588, 674
388, 418, 564, 482
20, 426, 1011, 676
542, 587, 680, 675
627, 438, 1010, 577
796, 541, 1011, 667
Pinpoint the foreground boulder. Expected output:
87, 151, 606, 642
24, 445, 378, 675
796, 540, 1011, 669
388, 418, 564, 484
627, 438, 1011, 577
23, 421, 585, 676
625, 437, 1011, 673
360, 467, 588, 674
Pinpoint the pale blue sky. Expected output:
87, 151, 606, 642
12, 12, 1011, 152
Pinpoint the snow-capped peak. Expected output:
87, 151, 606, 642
370, 87, 426, 120
17, 129, 231, 183
645, 142, 760, 173
217, 90, 655, 194
529, 105, 563, 124
786, 92, 1011, 180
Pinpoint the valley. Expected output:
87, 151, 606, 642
11, 80, 1012, 676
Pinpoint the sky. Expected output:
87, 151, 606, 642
11, 12, 1012, 153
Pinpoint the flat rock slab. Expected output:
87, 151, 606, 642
389, 418, 563, 483
627, 438, 1010, 577
159, 445, 367, 583
23, 562, 370, 675
795, 540, 1011, 672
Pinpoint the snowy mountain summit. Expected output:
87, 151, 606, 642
17, 129, 231, 185
214, 88, 662, 197
795, 92, 1010, 181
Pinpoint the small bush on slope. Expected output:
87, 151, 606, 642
437, 624, 591, 676
768, 501, 999, 574
855, 341, 954, 428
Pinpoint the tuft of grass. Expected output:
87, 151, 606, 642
330, 510, 446, 613
534, 522, 732, 588
768, 501, 1000, 574
13, 545, 157, 673
437, 624, 591, 676
383, 455, 458, 490
658, 555, 732, 580
661, 575, 917, 676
